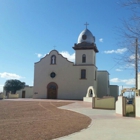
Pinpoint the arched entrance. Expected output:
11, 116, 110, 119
47, 82, 58, 99
89, 89, 93, 97
83, 86, 95, 102
86, 86, 96, 97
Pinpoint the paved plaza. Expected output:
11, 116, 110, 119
57, 101, 140, 140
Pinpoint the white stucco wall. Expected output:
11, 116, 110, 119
16, 86, 33, 98
75, 50, 96, 65
33, 50, 97, 100
83, 97, 93, 102
0, 93, 4, 99
109, 85, 119, 101
126, 104, 134, 113
93, 97, 115, 109
97, 71, 110, 98
138, 73, 140, 90
136, 97, 140, 118
3, 90, 6, 96
116, 96, 123, 115
8, 93, 19, 99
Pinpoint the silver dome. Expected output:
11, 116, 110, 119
77, 29, 95, 44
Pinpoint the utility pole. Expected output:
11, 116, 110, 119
135, 38, 138, 89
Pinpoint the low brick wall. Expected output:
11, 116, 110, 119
8, 93, 19, 99
0, 94, 3, 99
83, 97, 92, 102
93, 97, 115, 110
126, 104, 134, 113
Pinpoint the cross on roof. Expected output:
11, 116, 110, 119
53, 46, 56, 50
84, 22, 89, 29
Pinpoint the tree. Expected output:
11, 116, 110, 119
4, 79, 25, 94
118, 0, 140, 67
117, 0, 140, 88
121, 0, 140, 37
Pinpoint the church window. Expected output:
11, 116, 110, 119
50, 72, 56, 78
82, 54, 86, 63
51, 55, 56, 64
81, 69, 86, 79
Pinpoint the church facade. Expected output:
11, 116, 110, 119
33, 28, 118, 100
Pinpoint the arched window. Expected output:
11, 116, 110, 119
51, 55, 56, 64
82, 54, 86, 63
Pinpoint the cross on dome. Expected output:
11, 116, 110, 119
53, 46, 56, 50
84, 22, 89, 29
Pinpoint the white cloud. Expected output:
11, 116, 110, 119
35, 53, 42, 58
129, 54, 135, 60
110, 78, 120, 83
116, 69, 122, 71
125, 79, 135, 85
119, 85, 131, 90
99, 38, 103, 42
110, 78, 135, 85
129, 54, 140, 60
104, 48, 128, 54
60, 51, 75, 62
0, 85, 3, 92
35, 51, 75, 62
0, 72, 24, 79
125, 63, 135, 68
35, 53, 46, 58
118, 85, 133, 95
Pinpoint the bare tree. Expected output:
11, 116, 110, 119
119, 0, 140, 58
116, 0, 140, 88
121, 0, 140, 36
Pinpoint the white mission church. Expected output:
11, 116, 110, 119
33, 26, 118, 100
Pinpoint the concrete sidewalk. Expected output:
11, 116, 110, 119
56, 102, 140, 140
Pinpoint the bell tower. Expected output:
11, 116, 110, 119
73, 25, 99, 66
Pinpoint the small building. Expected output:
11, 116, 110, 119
3, 86, 33, 99
109, 85, 119, 101
16, 86, 33, 98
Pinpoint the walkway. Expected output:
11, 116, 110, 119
56, 101, 140, 140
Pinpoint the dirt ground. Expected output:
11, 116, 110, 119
0, 100, 91, 140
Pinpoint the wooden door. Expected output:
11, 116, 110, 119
48, 89, 57, 99
22, 91, 25, 98
47, 82, 58, 99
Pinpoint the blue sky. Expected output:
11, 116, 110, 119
0, 0, 136, 92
